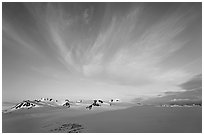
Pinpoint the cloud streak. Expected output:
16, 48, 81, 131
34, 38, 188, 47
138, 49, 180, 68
3, 3, 201, 100
82, 5, 196, 89
26, 3, 199, 94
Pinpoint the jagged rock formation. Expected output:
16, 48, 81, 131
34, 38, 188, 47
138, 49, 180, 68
86, 99, 115, 110
13, 100, 40, 109
86, 105, 92, 110
2, 100, 41, 113
63, 101, 70, 108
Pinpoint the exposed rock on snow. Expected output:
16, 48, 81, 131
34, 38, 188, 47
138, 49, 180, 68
3, 98, 122, 113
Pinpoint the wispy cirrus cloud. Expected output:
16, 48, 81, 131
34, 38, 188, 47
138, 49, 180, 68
30, 4, 198, 93
179, 74, 202, 91
3, 3, 201, 101
82, 6, 196, 89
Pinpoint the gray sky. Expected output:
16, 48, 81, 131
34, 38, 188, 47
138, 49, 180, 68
2, 3, 202, 102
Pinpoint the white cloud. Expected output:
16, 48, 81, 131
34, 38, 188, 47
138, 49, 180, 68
81, 7, 195, 94
29, 4, 198, 97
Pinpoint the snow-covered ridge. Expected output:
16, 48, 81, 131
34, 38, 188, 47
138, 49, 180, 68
3, 98, 121, 113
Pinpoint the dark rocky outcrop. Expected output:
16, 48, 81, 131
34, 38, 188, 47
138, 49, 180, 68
13, 100, 36, 110
98, 100, 103, 103
63, 102, 70, 108
50, 123, 84, 133
86, 105, 92, 110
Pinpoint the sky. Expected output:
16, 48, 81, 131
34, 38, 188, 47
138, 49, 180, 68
2, 3, 202, 102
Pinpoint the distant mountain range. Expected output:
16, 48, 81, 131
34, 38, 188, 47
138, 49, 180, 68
3, 97, 201, 113
141, 97, 202, 107
2, 98, 121, 113
161, 100, 202, 107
